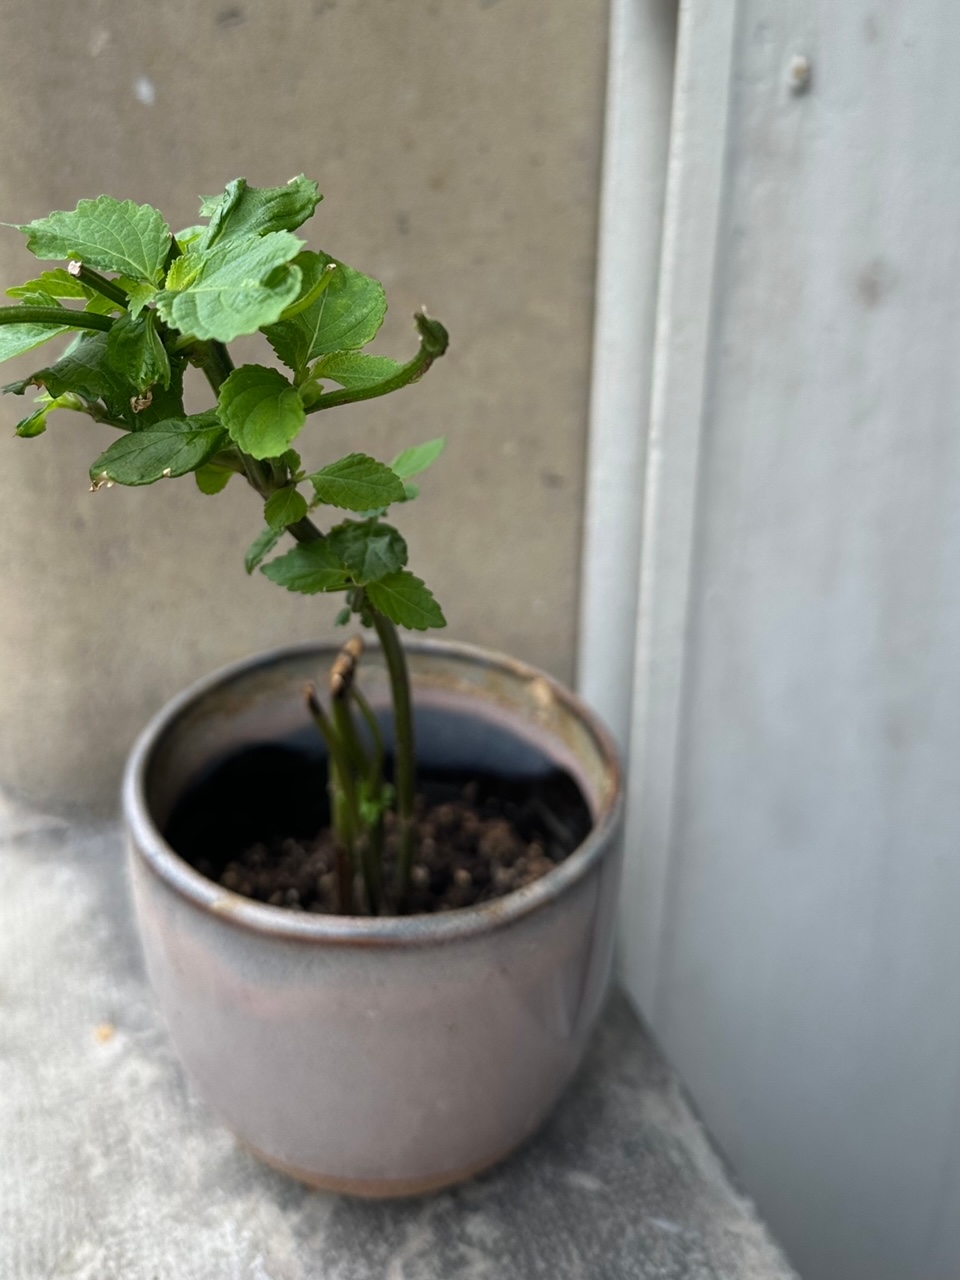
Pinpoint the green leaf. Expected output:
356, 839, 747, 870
14, 406, 48, 437
197, 195, 224, 218
391, 437, 446, 480
8, 268, 98, 303
89, 413, 225, 487
327, 519, 408, 583
308, 453, 405, 512
278, 259, 338, 323
217, 364, 306, 459
157, 231, 303, 342
125, 280, 158, 318
194, 463, 234, 494
313, 351, 402, 391
366, 571, 446, 631
7, 271, 124, 317
13, 391, 83, 438
264, 486, 308, 530
0, 315, 72, 363
245, 524, 284, 574
264, 251, 386, 372
10, 331, 185, 428
18, 196, 171, 283
10, 330, 129, 408
260, 540, 352, 594
175, 225, 206, 250
200, 175, 321, 249
106, 310, 171, 392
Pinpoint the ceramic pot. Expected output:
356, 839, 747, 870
124, 639, 623, 1197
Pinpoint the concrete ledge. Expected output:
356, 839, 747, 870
0, 791, 795, 1279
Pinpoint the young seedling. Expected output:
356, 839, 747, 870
0, 176, 448, 914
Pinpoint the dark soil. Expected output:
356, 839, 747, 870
165, 745, 592, 916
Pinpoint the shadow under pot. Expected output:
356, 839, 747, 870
124, 639, 623, 1197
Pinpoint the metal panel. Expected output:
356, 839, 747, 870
614, 1, 960, 1276
578, 0, 678, 752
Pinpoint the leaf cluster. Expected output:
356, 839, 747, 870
0, 177, 449, 634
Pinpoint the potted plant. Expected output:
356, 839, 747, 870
0, 176, 623, 1195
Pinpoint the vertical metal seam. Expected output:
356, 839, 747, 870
619, 0, 739, 1022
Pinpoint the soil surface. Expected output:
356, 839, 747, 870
165, 745, 592, 916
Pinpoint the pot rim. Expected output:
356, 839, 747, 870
124, 637, 623, 948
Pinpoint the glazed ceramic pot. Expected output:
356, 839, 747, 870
124, 639, 623, 1197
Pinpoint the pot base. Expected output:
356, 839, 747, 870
242, 1138, 518, 1199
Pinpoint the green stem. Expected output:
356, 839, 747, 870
305, 312, 448, 415
351, 688, 386, 915
306, 686, 361, 914
191, 340, 235, 394
0, 306, 113, 333
372, 609, 417, 909
332, 695, 382, 915
353, 687, 385, 781
192, 342, 423, 913
71, 265, 129, 308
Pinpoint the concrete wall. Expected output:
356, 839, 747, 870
612, 2, 960, 1277
0, 0, 609, 810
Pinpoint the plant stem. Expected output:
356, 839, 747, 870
306, 685, 360, 914
353, 687, 385, 780
70, 265, 129, 308
372, 609, 417, 909
193, 342, 421, 913
332, 694, 382, 915
304, 312, 448, 416
0, 306, 113, 334
191, 340, 235, 394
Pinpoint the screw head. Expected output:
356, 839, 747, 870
788, 54, 813, 94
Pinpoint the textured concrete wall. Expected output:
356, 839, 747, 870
0, 0, 608, 811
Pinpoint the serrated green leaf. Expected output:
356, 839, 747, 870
9, 330, 129, 407
245, 524, 284, 574
85, 293, 123, 316
8, 271, 123, 317
264, 486, 308, 530
197, 195, 224, 218
260, 540, 351, 594
327, 519, 408, 583
217, 364, 306, 459
19, 196, 171, 283
281, 447, 302, 476
391, 437, 446, 480
314, 351, 402, 391
366, 571, 446, 631
125, 280, 158, 318
175, 224, 206, 250
194, 462, 234, 494
157, 231, 303, 342
106, 310, 171, 392
11, 331, 185, 428
8, 268, 96, 303
308, 453, 405, 512
0, 316, 73, 363
200, 175, 321, 249
89, 413, 225, 487
264, 251, 386, 372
